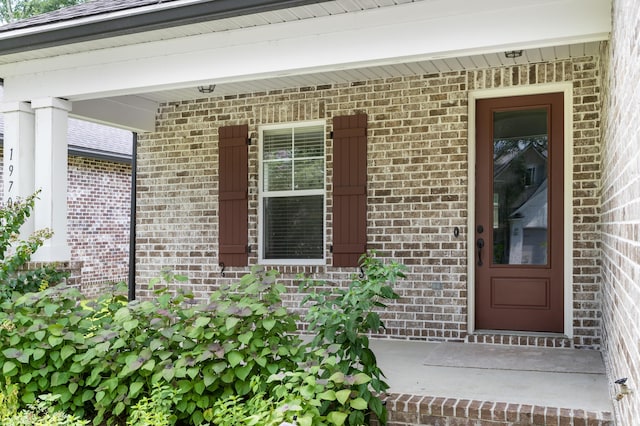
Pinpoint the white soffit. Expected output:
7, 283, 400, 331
138, 41, 602, 104
0, 0, 610, 130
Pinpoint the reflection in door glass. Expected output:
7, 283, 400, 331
492, 108, 548, 265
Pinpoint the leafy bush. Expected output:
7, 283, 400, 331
296, 253, 405, 425
0, 382, 87, 426
210, 253, 406, 426
0, 192, 68, 301
0, 254, 405, 425
126, 383, 178, 426
0, 267, 301, 425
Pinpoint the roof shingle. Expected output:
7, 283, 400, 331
0, 0, 180, 32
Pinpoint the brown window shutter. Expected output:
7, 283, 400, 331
218, 124, 248, 267
332, 113, 367, 267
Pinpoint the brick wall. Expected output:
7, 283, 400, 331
67, 156, 131, 296
0, 149, 132, 297
600, 0, 640, 424
137, 55, 603, 348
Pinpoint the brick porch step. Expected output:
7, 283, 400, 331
370, 339, 615, 425
375, 392, 614, 426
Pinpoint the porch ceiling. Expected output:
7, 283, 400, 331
0, 0, 611, 132
128, 41, 602, 105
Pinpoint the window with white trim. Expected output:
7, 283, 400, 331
259, 122, 325, 264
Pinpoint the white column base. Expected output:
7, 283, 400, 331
31, 244, 72, 263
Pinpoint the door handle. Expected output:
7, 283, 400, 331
476, 238, 484, 266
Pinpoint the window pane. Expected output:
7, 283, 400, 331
294, 159, 324, 190
294, 126, 324, 158
264, 129, 292, 160
492, 108, 548, 265
263, 195, 323, 259
264, 161, 292, 191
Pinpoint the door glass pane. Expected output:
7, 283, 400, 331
492, 108, 548, 265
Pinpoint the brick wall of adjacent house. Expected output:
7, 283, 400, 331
600, 0, 640, 424
136, 55, 603, 349
67, 156, 131, 297
0, 149, 131, 297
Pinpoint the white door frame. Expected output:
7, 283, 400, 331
467, 82, 574, 337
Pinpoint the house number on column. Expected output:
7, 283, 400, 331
6, 147, 15, 206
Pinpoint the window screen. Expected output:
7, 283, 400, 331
261, 124, 325, 261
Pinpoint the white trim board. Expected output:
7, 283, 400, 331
467, 82, 574, 338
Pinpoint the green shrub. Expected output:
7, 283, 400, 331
0, 253, 404, 426
0, 267, 302, 425
210, 253, 406, 426
0, 385, 88, 426
297, 252, 406, 424
0, 192, 68, 301
126, 383, 178, 426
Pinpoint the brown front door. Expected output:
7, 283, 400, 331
475, 93, 564, 333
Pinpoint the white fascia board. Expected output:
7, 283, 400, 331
0, 0, 611, 103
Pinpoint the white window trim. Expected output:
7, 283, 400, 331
258, 120, 327, 265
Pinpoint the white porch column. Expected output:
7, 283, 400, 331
0, 101, 36, 235
31, 97, 72, 262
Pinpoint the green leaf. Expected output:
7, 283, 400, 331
238, 331, 253, 345
335, 389, 351, 405
298, 415, 313, 426
225, 317, 240, 330
123, 319, 139, 332
44, 303, 58, 317
234, 364, 252, 381
21, 392, 36, 404
19, 372, 32, 384
141, 359, 156, 372
129, 381, 144, 398
193, 380, 205, 395
262, 318, 276, 331
82, 389, 94, 402
51, 372, 70, 386
300, 383, 316, 399
47, 323, 64, 336
48, 335, 63, 347
365, 312, 381, 331
369, 397, 384, 418
351, 373, 371, 385
349, 397, 368, 410
235, 379, 251, 395
329, 372, 345, 384
60, 345, 75, 361
162, 365, 175, 381
318, 390, 336, 400
16, 350, 30, 364
327, 411, 348, 426
227, 350, 243, 367
194, 317, 210, 328
3, 361, 17, 376
113, 307, 131, 322
2, 348, 22, 359
203, 370, 216, 387
150, 339, 164, 351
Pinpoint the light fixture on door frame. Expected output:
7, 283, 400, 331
504, 50, 523, 59
197, 84, 216, 94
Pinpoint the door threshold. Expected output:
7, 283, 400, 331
467, 330, 572, 348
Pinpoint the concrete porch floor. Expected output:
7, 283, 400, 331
370, 339, 615, 424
